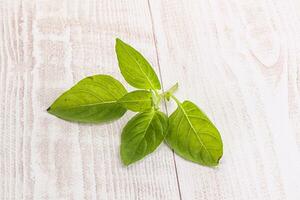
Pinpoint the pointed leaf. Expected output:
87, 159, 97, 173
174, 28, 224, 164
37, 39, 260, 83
166, 100, 223, 166
47, 75, 127, 123
118, 90, 153, 112
115, 38, 161, 90
121, 110, 168, 165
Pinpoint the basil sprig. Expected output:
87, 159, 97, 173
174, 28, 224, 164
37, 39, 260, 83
48, 38, 223, 167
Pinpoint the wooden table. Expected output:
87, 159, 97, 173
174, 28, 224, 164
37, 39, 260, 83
1, 0, 300, 199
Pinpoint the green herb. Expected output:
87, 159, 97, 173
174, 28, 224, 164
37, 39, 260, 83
47, 75, 127, 123
118, 90, 153, 112
115, 38, 161, 90
48, 38, 223, 167
166, 98, 223, 166
121, 110, 168, 165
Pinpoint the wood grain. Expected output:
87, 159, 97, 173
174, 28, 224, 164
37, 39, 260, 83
149, 0, 300, 199
1, 0, 300, 199
0, 0, 180, 199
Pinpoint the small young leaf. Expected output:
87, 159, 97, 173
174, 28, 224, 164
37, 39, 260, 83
115, 38, 161, 90
164, 83, 179, 101
118, 90, 153, 112
47, 75, 127, 123
121, 110, 168, 165
166, 100, 223, 166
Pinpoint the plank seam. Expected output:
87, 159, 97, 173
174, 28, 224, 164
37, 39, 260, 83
146, 1, 182, 199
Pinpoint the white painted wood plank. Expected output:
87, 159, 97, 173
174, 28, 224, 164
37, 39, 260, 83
2, 0, 300, 199
149, 0, 300, 199
0, 0, 180, 199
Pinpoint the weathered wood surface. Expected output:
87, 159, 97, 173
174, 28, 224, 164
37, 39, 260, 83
1, 0, 300, 199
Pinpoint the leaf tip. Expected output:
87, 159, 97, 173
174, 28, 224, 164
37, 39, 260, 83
122, 162, 131, 167
216, 154, 222, 164
115, 38, 123, 54
115, 38, 122, 45
46, 107, 51, 112
121, 157, 132, 166
175, 82, 179, 88
121, 150, 136, 166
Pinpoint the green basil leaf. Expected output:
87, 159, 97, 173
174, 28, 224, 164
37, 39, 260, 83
166, 100, 223, 166
121, 110, 168, 165
47, 75, 127, 123
115, 38, 161, 90
118, 90, 153, 112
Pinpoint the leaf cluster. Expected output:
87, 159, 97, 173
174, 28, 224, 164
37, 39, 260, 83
48, 39, 223, 166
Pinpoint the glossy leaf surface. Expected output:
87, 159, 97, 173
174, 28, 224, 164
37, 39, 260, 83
115, 38, 161, 90
166, 100, 223, 166
47, 75, 127, 123
118, 90, 153, 112
121, 110, 168, 165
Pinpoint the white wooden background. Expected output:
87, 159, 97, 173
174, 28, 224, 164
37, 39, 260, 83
1, 0, 300, 199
